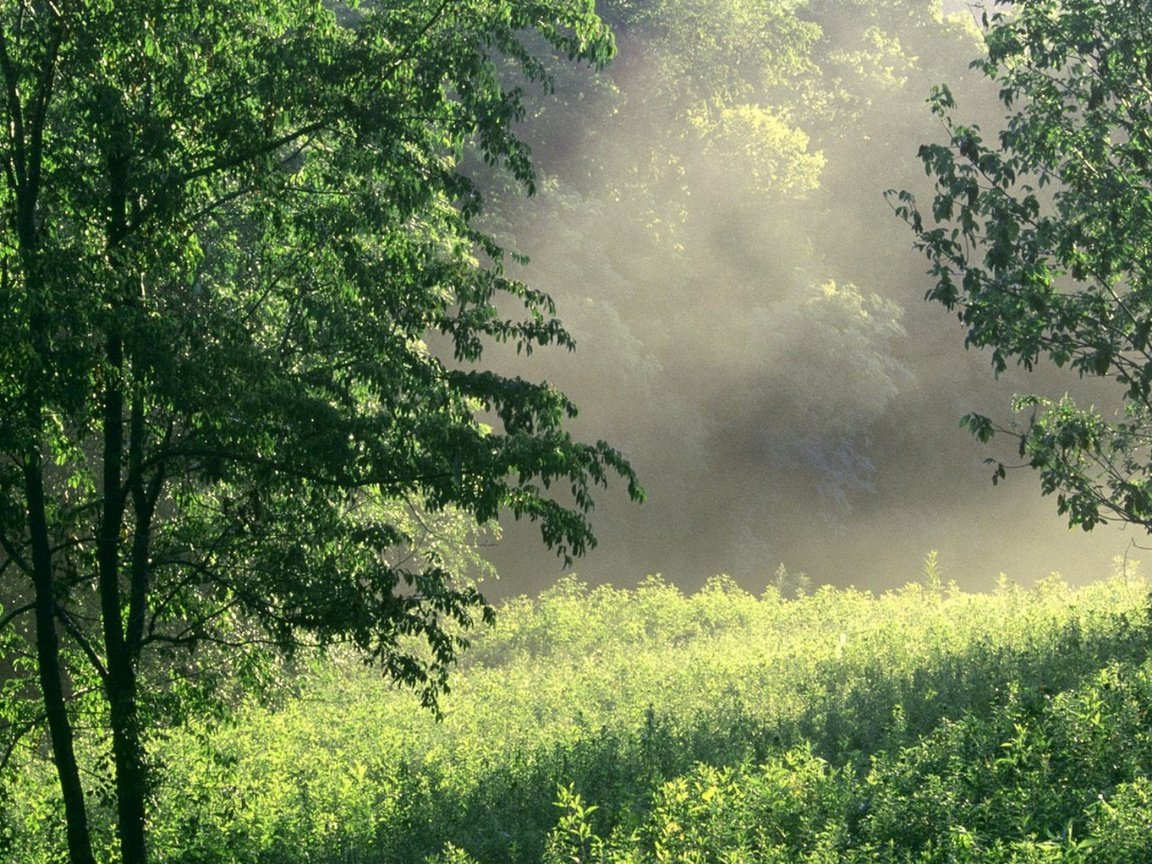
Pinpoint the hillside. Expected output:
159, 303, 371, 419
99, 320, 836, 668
9, 565, 1152, 863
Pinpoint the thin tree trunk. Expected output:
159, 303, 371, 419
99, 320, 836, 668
21, 140, 95, 864
98, 328, 149, 864
3, 9, 97, 863
106, 660, 147, 864
26, 442, 96, 864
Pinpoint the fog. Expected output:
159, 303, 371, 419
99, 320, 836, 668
475, 0, 1135, 598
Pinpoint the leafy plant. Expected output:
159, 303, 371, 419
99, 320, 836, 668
891, 0, 1152, 533
19, 570, 1134, 864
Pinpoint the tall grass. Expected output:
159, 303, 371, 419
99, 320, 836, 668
6, 566, 1152, 863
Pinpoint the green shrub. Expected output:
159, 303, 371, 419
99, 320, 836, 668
10, 571, 1152, 863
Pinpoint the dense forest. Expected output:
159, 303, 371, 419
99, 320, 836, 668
473, 0, 1128, 593
6, 0, 1152, 862
474, 0, 1133, 594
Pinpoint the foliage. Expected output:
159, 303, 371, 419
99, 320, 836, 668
6, 568, 1147, 863
690, 102, 825, 197
745, 280, 909, 510
0, 2, 637, 862
469, 0, 988, 584
595, 0, 824, 202
891, 0, 1152, 533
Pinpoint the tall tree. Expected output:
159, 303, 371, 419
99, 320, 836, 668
892, 0, 1152, 531
0, 1, 637, 862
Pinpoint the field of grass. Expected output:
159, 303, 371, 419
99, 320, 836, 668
8, 562, 1152, 863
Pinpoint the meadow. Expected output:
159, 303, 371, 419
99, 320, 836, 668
9, 560, 1152, 863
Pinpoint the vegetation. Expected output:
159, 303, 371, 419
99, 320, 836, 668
472, 0, 996, 581
893, 0, 1152, 534
0, 2, 637, 862
7, 566, 1152, 863
9, 1, 1152, 862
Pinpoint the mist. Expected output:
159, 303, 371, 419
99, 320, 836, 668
474, 0, 1134, 597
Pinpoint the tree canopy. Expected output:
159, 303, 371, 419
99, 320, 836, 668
0, 2, 638, 862
892, 0, 1152, 533
469, 0, 986, 581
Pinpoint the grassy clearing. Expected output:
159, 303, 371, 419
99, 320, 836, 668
8, 565, 1152, 863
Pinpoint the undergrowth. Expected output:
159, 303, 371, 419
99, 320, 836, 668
7, 565, 1152, 863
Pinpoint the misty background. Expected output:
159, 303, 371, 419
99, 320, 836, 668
472, 0, 1133, 597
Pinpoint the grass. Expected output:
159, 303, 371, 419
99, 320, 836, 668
7, 562, 1152, 862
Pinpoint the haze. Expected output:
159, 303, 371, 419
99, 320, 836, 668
477, 0, 1132, 597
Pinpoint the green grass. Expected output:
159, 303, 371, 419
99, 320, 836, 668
8, 566, 1152, 863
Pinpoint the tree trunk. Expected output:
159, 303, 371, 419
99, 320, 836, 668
4, 11, 98, 863
22, 158, 95, 864
106, 662, 147, 864
26, 454, 96, 864
98, 328, 149, 864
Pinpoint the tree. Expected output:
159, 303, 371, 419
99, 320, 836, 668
891, 0, 1152, 534
0, 2, 639, 862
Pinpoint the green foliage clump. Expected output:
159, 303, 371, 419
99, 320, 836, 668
893, 0, 1152, 535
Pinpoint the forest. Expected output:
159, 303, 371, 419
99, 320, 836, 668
475, 0, 1127, 592
5, 0, 1152, 862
